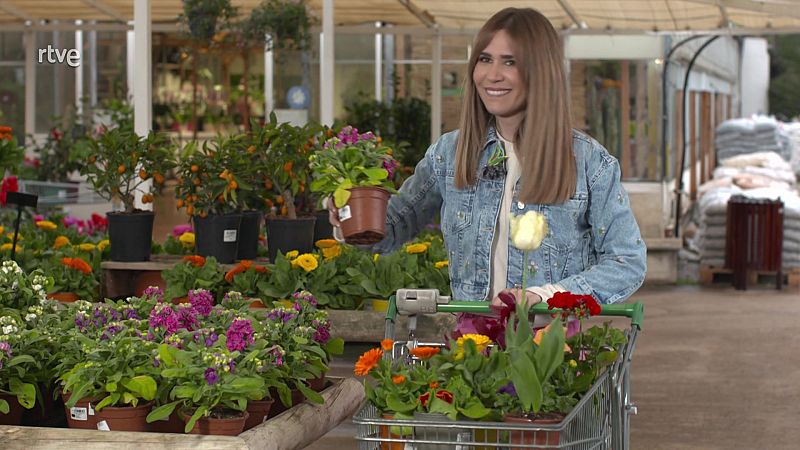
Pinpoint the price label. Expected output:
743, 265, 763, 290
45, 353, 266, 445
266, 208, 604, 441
97, 420, 110, 431
70, 407, 88, 421
338, 205, 352, 222
223, 229, 238, 242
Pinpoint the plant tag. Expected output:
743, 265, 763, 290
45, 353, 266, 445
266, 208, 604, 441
338, 205, 352, 222
88, 402, 95, 415
223, 229, 238, 242
70, 407, 88, 421
96, 420, 110, 431
262, 414, 270, 424
403, 443, 416, 450
455, 432, 472, 450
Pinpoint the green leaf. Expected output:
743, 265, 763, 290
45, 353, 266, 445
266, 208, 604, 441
94, 393, 120, 411
0, 399, 8, 414
8, 379, 36, 409
123, 376, 157, 401
324, 338, 345, 356
160, 368, 186, 378
296, 383, 324, 405
228, 377, 264, 393
534, 323, 565, 383
427, 397, 458, 420
596, 350, 618, 367
158, 344, 176, 367
333, 187, 351, 208
363, 167, 388, 180
105, 382, 118, 393
185, 406, 208, 433
122, 392, 137, 407
173, 386, 197, 399
8, 355, 35, 367
458, 399, 492, 420
509, 357, 542, 413
146, 401, 179, 423
386, 394, 417, 414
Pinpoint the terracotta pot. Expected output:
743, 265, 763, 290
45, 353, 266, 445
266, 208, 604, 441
339, 187, 391, 245
171, 296, 189, 305
48, 292, 79, 303
307, 373, 327, 392
379, 413, 407, 450
0, 393, 24, 425
243, 398, 274, 430
503, 413, 564, 449
182, 409, 248, 436
134, 270, 166, 297
61, 394, 101, 430
94, 401, 153, 432
248, 298, 266, 309
266, 388, 305, 418
149, 411, 185, 433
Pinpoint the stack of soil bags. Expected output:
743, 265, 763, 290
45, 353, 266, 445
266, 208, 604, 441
714, 116, 793, 162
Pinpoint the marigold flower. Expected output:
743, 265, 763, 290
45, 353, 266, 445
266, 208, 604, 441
392, 375, 406, 384
410, 346, 440, 360
7, 232, 21, 240
225, 265, 247, 283
1, 243, 21, 252
434, 260, 449, 269
61, 256, 92, 274
253, 265, 268, 273
285, 250, 299, 259
35, 220, 57, 231
322, 244, 341, 261
0, 226, 4, 235
380, 339, 394, 351
183, 255, 205, 267
354, 348, 383, 376
179, 232, 195, 247
97, 239, 110, 251
78, 243, 96, 252
315, 239, 337, 249
293, 253, 318, 272
405, 243, 428, 254
456, 334, 492, 353
53, 236, 70, 249
533, 323, 571, 352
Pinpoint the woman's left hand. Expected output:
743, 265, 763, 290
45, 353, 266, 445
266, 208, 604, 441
490, 288, 541, 308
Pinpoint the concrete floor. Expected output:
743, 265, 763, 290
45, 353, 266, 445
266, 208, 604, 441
304, 284, 800, 449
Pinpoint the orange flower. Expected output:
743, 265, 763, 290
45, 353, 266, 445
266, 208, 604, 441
392, 375, 406, 384
225, 260, 254, 282
253, 265, 268, 273
283, 161, 293, 173
183, 255, 205, 267
429, 381, 439, 389
380, 339, 394, 351
0, 126, 11, 133
354, 348, 383, 376
410, 346, 440, 360
61, 257, 92, 274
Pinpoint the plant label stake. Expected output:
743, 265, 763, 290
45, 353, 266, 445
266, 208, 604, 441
6, 191, 38, 262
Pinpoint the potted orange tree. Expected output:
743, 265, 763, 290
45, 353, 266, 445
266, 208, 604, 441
250, 116, 322, 261
309, 126, 398, 245
80, 127, 176, 261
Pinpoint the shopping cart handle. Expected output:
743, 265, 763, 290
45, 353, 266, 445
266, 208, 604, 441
388, 297, 644, 329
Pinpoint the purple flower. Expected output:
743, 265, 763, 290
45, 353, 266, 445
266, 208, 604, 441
313, 325, 331, 344
176, 304, 199, 331
153, 356, 161, 368
142, 286, 165, 302
225, 318, 254, 351
0, 341, 12, 357
292, 290, 317, 307
382, 158, 398, 179
498, 382, 517, 397
205, 332, 219, 347
123, 308, 140, 320
172, 224, 193, 237
266, 309, 297, 323
75, 312, 90, 331
204, 368, 219, 385
189, 289, 213, 317
148, 303, 179, 334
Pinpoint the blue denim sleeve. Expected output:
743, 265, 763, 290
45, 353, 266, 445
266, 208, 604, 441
558, 148, 647, 304
372, 141, 443, 254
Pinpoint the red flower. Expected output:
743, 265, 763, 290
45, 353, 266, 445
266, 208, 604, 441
435, 390, 453, 404
419, 392, 430, 408
51, 128, 62, 141
547, 292, 601, 318
0, 176, 19, 206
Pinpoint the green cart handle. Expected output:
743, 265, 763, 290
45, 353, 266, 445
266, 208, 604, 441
386, 298, 644, 330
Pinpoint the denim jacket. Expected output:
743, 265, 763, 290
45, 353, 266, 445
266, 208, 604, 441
373, 127, 647, 304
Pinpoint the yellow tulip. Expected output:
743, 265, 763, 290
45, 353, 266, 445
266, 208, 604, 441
509, 210, 548, 251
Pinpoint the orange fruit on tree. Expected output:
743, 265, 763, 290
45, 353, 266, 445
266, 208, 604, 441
139, 169, 148, 180
154, 173, 165, 184
199, 211, 208, 218
193, 178, 201, 186
176, 199, 185, 208
186, 205, 194, 216
218, 170, 228, 179
229, 180, 238, 190
218, 195, 225, 203
280, 205, 288, 215
276, 196, 284, 205
247, 145, 256, 153
191, 164, 200, 173
117, 164, 126, 174
88, 155, 96, 164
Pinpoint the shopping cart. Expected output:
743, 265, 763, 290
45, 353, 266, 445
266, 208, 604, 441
353, 288, 644, 449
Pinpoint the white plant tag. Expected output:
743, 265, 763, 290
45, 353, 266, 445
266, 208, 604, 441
403, 443, 416, 450
88, 402, 95, 415
70, 407, 88, 421
97, 420, 110, 431
455, 432, 472, 450
223, 229, 238, 242
338, 205, 352, 222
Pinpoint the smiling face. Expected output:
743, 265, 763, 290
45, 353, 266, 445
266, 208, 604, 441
472, 29, 527, 138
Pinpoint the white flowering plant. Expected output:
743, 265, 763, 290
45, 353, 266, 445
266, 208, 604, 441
0, 261, 53, 310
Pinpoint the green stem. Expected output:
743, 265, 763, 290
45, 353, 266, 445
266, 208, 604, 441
522, 250, 528, 294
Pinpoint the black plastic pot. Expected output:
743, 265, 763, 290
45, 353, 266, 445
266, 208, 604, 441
107, 211, 155, 262
237, 210, 263, 260
193, 213, 243, 264
266, 216, 316, 262
313, 211, 334, 243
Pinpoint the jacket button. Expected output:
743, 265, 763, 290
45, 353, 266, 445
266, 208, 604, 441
517, 201, 524, 209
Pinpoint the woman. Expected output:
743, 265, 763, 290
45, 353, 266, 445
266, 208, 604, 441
330, 8, 646, 316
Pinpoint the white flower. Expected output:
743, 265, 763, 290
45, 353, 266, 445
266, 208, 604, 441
25, 314, 37, 322
2, 325, 17, 335
32, 284, 42, 292
509, 210, 548, 251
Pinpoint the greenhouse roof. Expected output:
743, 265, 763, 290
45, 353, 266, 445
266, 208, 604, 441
1, 0, 800, 33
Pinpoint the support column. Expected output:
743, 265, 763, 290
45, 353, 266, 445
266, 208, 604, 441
320, 0, 334, 125
374, 22, 382, 102
75, 21, 84, 118
133, 0, 151, 136
265, 34, 274, 116
89, 22, 98, 107
126, 28, 135, 102
431, 32, 442, 142
24, 29, 36, 144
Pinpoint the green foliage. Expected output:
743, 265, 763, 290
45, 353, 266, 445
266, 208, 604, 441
769, 34, 800, 120
0, 126, 24, 176
180, 0, 237, 42
162, 256, 224, 301
240, 0, 313, 52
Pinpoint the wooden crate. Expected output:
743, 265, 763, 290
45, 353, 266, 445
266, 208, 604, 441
699, 265, 800, 288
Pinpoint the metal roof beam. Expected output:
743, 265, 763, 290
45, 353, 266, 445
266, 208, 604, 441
397, 0, 436, 28
685, 0, 800, 21
0, 1, 34, 21
81, 0, 126, 22
556, 0, 587, 28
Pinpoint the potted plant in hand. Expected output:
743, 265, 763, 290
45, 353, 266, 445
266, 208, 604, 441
162, 255, 224, 303
80, 127, 176, 261
250, 116, 322, 261
309, 125, 398, 245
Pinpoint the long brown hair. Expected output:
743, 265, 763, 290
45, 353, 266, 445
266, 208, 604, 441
455, 7, 575, 204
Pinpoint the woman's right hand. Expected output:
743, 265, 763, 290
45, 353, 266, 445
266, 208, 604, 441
324, 196, 341, 227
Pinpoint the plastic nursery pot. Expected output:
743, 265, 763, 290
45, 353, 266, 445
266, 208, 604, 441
266, 388, 305, 419
61, 394, 101, 430
133, 270, 166, 297
193, 213, 243, 264
379, 413, 409, 450
248, 298, 266, 309
338, 186, 390, 245
181, 408, 249, 436
171, 296, 189, 305
265, 216, 316, 263
47, 292, 79, 303
237, 210, 262, 260
503, 413, 564, 449
313, 210, 334, 242
107, 211, 155, 262
94, 401, 154, 432
244, 398, 275, 431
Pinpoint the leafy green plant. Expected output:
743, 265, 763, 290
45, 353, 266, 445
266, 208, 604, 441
347, 250, 415, 300
46, 255, 99, 301
162, 255, 224, 301
224, 260, 269, 298
180, 0, 236, 42
0, 125, 24, 175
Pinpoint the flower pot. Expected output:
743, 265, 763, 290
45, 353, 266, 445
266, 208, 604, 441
237, 210, 262, 260
379, 413, 408, 450
266, 388, 305, 418
107, 211, 155, 262
182, 408, 248, 436
313, 210, 334, 242
133, 270, 166, 297
194, 213, 243, 264
149, 410, 185, 433
413, 412, 467, 450
265, 216, 316, 263
244, 398, 274, 431
94, 401, 154, 432
22, 384, 65, 427
307, 372, 327, 392
62, 394, 100, 430
339, 186, 390, 245
47, 292, 79, 303
503, 413, 564, 449
0, 393, 24, 425
248, 298, 266, 309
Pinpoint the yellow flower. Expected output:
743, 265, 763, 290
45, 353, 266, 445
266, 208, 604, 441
53, 236, 71, 249
456, 334, 492, 353
1, 243, 21, 252
434, 260, 449, 269
78, 243, 96, 252
373, 253, 379, 262
405, 243, 428, 254
533, 323, 572, 352
322, 244, 342, 261
97, 239, 110, 251
293, 253, 318, 272
315, 239, 338, 249
7, 232, 21, 241
285, 250, 299, 259
179, 232, 195, 247
35, 220, 57, 231
0, 226, 3, 235
509, 210, 548, 251
569, 360, 577, 368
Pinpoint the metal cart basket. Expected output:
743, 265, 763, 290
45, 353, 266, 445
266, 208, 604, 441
353, 289, 643, 449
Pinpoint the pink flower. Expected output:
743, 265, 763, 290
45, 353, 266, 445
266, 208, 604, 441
226, 319, 254, 351
172, 224, 193, 237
